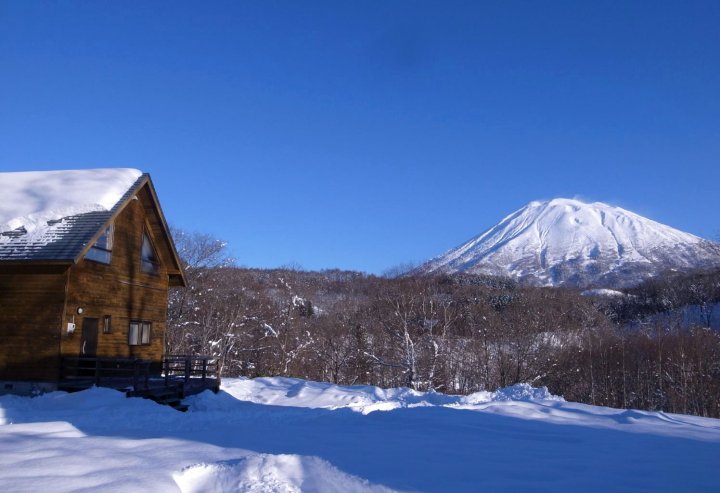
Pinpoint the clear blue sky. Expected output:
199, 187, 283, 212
2, 1, 719, 273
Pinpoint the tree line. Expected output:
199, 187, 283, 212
167, 231, 720, 418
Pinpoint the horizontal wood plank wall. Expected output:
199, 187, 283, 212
63, 190, 170, 363
0, 270, 67, 380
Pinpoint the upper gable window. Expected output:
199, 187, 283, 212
85, 223, 114, 264
141, 231, 160, 275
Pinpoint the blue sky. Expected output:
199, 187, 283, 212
2, 1, 719, 273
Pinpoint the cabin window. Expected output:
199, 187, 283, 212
85, 223, 114, 264
103, 315, 112, 334
141, 232, 160, 275
128, 320, 151, 345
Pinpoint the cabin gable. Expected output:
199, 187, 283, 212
62, 184, 171, 364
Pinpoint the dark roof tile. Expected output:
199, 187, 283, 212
0, 174, 145, 263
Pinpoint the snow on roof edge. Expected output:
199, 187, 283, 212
0, 168, 144, 234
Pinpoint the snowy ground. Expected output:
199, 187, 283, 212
1, 378, 719, 492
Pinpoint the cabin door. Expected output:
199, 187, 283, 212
80, 318, 99, 358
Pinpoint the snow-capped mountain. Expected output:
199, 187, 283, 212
419, 198, 720, 287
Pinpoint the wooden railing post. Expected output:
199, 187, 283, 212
202, 358, 207, 383
95, 358, 101, 386
133, 359, 139, 390
184, 357, 191, 385
164, 357, 169, 387
146, 362, 150, 389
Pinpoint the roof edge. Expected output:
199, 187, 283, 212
142, 175, 187, 287
71, 173, 187, 287
71, 174, 150, 264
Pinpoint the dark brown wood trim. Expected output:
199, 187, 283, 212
142, 177, 187, 286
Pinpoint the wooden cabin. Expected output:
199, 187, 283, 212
0, 169, 217, 400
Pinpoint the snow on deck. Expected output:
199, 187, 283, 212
0, 168, 142, 234
1, 377, 719, 492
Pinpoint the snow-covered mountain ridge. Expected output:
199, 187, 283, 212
420, 198, 720, 287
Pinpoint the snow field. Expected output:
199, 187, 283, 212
1, 378, 720, 492
174, 455, 395, 493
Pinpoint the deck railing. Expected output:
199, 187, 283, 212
60, 357, 152, 390
162, 355, 219, 385
60, 355, 219, 393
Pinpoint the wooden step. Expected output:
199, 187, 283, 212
126, 384, 188, 411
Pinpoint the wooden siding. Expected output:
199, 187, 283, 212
0, 268, 68, 381
62, 192, 170, 364
135, 184, 184, 286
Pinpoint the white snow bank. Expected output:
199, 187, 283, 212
2, 378, 720, 492
0, 387, 398, 493
0, 386, 176, 425
174, 455, 396, 493
204, 377, 562, 415
0, 168, 142, 234
461, 382, 563, 404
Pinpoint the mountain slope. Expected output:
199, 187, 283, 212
420, 198, 720, 287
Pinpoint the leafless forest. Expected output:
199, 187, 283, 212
167, 231, 720, 418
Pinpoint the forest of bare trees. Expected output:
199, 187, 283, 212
167, 231, 720, 418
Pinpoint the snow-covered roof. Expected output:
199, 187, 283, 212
0, 168, 144, 262
0, 168, 143, 233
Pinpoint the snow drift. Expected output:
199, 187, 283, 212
2, 377, 720, 492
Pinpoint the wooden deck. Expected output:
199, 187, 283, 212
59, 355, 220, 410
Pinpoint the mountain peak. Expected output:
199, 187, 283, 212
419, 199, 720, 287
529, 197, 625, 213
532, 197, 586, 206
